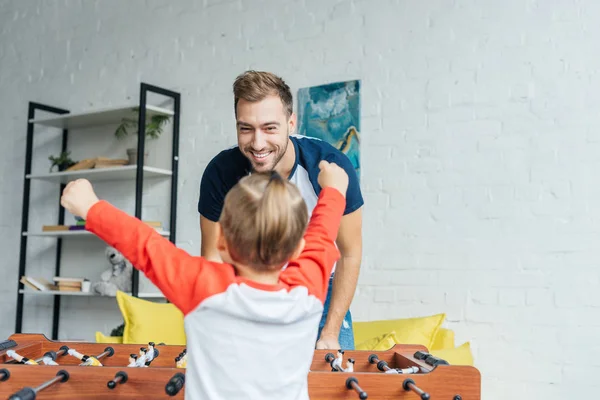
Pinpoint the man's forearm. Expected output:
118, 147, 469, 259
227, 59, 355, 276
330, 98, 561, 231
320, 254, 361, 337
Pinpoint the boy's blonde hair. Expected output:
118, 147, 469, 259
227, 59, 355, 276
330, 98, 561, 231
219, 172, 308, 270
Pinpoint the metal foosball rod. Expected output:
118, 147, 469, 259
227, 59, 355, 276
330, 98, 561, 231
107, 371, 128, 389
4, 345, 70, 366
35, 346, 69, 366
402, 378, 430, 400
345, 377, 368, 399
68, 346, 114, 366
165, 372, 185, 396
324, 352, 344, 372
0, 368, 10, 382
8, 370, 70, 400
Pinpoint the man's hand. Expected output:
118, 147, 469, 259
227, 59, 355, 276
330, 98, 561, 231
318, 161, 348, 197
315, 334, 341, 350
60, 179, 100, 220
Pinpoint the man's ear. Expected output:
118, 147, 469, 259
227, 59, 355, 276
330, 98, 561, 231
216, 222, 227, 252
288, 112, 297, 135
290, 238, 305, 260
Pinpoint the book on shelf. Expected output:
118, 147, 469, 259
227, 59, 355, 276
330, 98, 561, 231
42, 225, 70, 231
42, 221, 162, 232
64, 157, 128, 172
20, 276, 56, 291
53, 277, 85, 292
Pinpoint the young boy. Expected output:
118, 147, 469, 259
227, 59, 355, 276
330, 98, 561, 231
60, 160, 349, 399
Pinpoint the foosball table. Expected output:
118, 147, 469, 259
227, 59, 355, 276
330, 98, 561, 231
0, 334, 481, 399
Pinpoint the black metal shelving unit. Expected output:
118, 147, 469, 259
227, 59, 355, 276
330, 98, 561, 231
14, 82, 181, 340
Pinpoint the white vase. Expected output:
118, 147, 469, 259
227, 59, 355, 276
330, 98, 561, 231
127, 148, 148, 165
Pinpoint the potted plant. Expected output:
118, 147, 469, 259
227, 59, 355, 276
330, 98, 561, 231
48, 151, 77, 172
114, 108, 171, 165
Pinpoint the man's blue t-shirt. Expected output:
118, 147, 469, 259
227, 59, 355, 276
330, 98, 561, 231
198, 135, 363, 221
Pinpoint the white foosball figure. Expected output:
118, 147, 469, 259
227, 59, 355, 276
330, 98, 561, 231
42, 355, 58, 366
332, 349, 344, 371
127, 354, 138, 367
397, 366, 420, 374
6, 350, 38, 365
145, 342, 156, 365
343, 358, 355, 372
135, 347, 148, 367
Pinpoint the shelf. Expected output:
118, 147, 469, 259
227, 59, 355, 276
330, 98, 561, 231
19, 289, 164, 298
23, 229, 170, 237
26, 165, 172, 183
29, 104, 174, 130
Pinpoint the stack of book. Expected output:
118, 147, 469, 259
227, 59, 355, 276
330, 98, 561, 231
53, 277, 85, 292
20, 276, 88, 293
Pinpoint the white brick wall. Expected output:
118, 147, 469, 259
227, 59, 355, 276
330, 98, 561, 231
0, 0, 597, 398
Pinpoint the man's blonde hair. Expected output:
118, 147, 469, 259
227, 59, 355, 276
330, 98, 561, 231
233, 70, 293, 118
219, 172, 308, 270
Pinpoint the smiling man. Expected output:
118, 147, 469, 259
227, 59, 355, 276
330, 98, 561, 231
198, 70, 364, 350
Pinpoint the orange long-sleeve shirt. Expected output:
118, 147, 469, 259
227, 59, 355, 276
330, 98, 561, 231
85, 187, 346, 399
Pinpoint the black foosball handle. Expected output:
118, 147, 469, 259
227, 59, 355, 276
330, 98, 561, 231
346, 377, 368, 399
107, 371, 128, 389
165, 372, 185, 396
8, 387, 36, 400
0, 368, 10, 382
425, 354, 449, 367
402, 378, 430, 400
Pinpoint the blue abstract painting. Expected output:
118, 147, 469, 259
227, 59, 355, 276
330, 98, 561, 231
297, 80, 360, 179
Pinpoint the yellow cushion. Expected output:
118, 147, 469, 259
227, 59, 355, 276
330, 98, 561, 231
430, 342, 474, 366
116, 291, 186, 345
353, 313, 445, 349
95, 332, 123, 344
356, 331, 396, 351
431, 327, 455, 350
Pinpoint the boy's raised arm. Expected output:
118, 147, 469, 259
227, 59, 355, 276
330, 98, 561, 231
60, 179, 217, 314
279, 161, 348, 302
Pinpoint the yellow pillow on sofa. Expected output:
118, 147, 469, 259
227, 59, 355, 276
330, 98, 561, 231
431, 327, 455, 350
430, 342, 474, 366
353, 313, 445, 349
95, 331, 123, 344
116, 291, 186, 345
355, 331, 399, 351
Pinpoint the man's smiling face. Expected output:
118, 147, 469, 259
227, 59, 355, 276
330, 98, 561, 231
236, 95, 293, 173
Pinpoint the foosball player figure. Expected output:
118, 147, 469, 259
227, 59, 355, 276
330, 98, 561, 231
127, 354, 138, 367
332, 349, 344, 371
344, 358, 355, 372
6, 350, 38, 365
68, 348, 102, 366
175, 351, 187, 369
135, 347, 148, 367
144, 342, 157, 366
42, 351, 59, 366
